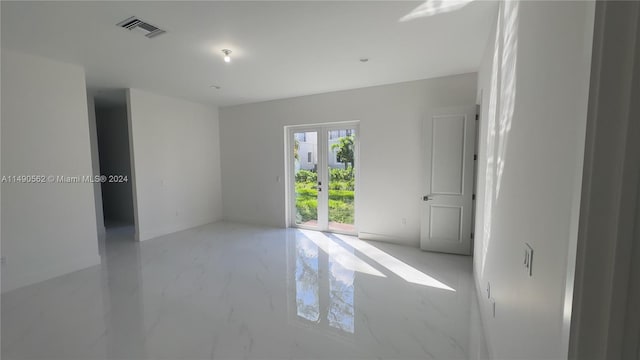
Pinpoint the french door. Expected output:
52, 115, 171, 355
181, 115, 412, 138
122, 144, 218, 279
287, 123, 358, 235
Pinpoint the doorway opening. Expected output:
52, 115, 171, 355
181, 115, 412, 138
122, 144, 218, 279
286, 122, 359, 235
93, 90, 135, 237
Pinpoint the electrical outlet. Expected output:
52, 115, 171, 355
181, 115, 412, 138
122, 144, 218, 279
524, 243, 534, 276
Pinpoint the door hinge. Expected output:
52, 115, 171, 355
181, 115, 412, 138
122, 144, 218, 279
474, 154, 477, 161
475, 114, 479, 121
471, 232, 474, 239
472, 194, 476, 200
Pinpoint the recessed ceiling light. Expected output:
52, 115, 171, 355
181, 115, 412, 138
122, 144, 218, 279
210, 85, 221, 90
360, 58, 369, 63
221, 49, 232, 63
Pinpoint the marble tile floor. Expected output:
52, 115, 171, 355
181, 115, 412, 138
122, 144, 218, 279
2, 222, 489, 360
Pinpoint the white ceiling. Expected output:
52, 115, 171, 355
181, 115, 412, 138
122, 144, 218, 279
1, 1, 497, 107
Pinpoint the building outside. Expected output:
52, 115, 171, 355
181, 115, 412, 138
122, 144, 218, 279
295, 130, 353, 171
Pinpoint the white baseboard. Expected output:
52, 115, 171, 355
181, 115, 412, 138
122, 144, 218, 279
357, 231, 419, 247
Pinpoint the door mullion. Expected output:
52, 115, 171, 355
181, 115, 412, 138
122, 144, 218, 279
318, 128, 329, 231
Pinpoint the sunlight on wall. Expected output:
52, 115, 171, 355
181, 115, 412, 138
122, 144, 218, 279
496, 0, 519, 198
400, 0, 476, 21
480, 0, 520, 277
481, 3, 502, 277
333, 234, 456, 292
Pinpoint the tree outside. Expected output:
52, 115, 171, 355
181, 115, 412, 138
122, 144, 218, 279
331, 134, 354, 170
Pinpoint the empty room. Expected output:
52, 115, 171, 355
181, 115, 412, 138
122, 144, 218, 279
1, 1, 639, 359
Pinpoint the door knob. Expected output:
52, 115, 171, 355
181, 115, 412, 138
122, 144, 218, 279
423, 195, 433, 201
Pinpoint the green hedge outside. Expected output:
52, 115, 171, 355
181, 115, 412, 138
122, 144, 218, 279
295, 168, 354, 224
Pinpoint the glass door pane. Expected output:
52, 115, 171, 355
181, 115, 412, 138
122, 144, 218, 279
327, 128, 356, 233
294, 131, 319, 227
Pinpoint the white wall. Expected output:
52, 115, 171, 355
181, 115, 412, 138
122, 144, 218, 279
127, 89, 222, 241
1, 49, 101, 293
473, 1, 594, 358
219, 73, 477, 246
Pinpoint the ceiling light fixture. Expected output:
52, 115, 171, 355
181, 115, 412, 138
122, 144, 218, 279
221, 49, 232, 63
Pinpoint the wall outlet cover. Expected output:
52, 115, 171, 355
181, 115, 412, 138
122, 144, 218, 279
489, 297, 496, 318
524, 243, 534, 276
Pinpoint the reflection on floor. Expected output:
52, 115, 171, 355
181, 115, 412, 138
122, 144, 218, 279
1, 222, 489, 359
293, 231, 357, 334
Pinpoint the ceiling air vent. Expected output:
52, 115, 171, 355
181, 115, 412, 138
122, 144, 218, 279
116, 16, 166, 38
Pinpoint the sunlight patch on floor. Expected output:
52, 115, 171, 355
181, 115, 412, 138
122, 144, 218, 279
299, 230, 386, 278
333, 234, 456, 291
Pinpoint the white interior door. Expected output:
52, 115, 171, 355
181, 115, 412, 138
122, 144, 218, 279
420, 106, 476, 255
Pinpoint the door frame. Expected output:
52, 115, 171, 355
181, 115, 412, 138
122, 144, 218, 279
568, 1, 640, 358
284, 121, 360, 235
